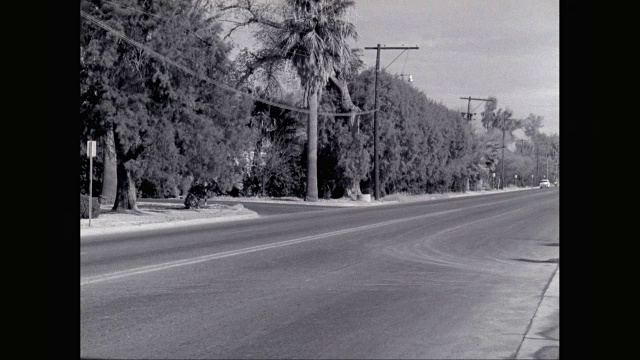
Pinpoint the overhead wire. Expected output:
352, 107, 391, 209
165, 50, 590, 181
80, 10, 378, 117
381, 49, 406, 73
98, 1, 367, 67
99, 0, 213, 45
471, 101, 485, 114
401, 50, 409, 75
93, 1, 376, 93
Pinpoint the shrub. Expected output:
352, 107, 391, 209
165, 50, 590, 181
80, 194, 100, 219
184, 183, 212, 209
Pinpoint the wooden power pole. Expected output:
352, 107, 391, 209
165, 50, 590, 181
365, 45, 419, 200
460, 96, 493, 121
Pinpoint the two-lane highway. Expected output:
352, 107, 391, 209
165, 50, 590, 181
81, 189, 559, 359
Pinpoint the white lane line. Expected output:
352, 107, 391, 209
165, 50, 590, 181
81, 252, 87, 255
81, 209, 459, 286
81, 193, 548, 286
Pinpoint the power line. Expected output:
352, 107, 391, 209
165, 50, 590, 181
94, 0, 377, 93
98, 0, 213, 46
80, 10, 377, 117
97, 0, 318, 61
102, 0, 367, 66
382, 49, 406, 72
471, 100, 485, 113
459, 96, 493, 121
365, 44, 419, 201
401, 50, 409, 75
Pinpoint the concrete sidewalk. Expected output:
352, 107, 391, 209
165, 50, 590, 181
516, 267, 559, 359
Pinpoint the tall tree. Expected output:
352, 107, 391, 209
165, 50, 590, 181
81, 0, 254, 210
523, 113, 544, 181
100, 124, 117, 203
218, 0, 358, 201
481, 96, 498, 131
481, 98, 522, 188
346, 69, 475, 194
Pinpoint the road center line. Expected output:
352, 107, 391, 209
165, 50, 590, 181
81, 209, 460, 286
81, 192, 549, 286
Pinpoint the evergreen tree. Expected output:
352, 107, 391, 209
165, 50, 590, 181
81, 0, 255, 210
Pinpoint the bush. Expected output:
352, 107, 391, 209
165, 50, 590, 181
80, 194, 100, 219
184, 183, 212, 209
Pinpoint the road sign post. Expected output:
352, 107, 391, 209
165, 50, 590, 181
87, 140, 97, 226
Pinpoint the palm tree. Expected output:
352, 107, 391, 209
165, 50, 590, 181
275, 0, 358, 201
220, 0, 358, 201
495, 108, 522, 189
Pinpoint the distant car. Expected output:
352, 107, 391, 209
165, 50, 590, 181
540, 179, 551, 188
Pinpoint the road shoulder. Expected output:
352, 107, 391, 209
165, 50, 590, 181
80, 202, 259, 238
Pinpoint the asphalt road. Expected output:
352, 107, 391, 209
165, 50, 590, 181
81, 188, 559, 359
140, 198, 342, 216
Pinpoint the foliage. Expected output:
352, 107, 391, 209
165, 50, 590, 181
81, 0, 257, 210
80, 156, 103, 197
80, 194, 101, 219
80, 0, 559, 204
242, 99, 306, 197
347, 70, 477, 194
218, 0, 359, 201
183, 183, 216, 209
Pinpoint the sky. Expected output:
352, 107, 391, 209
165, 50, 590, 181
227, 0, 559, 136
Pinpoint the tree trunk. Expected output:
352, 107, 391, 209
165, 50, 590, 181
111, 126, 138, 211
347, 179, 361, 199
329, 75, 363, 197
100, 123, 117, 204
328, 75, 360, 132
112, 161, 138, 211
305, 89, 319, 202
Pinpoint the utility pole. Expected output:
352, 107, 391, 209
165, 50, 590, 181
501, 128, 505, 190
365, 44, 419, 200
87, 140, 97, 226
545, 145, 550, 179
460, 97, 493, 121
546, 155, 549, 179
532, 134, 539, 182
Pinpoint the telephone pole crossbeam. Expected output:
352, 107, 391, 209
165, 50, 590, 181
459, 96, 493, 121
365, 44, 419, 201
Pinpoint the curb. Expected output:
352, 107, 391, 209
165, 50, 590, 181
515, 267, 559, 359
80, 187, 543, 237
207, 187, 536, 207
80, 213, 260, 238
